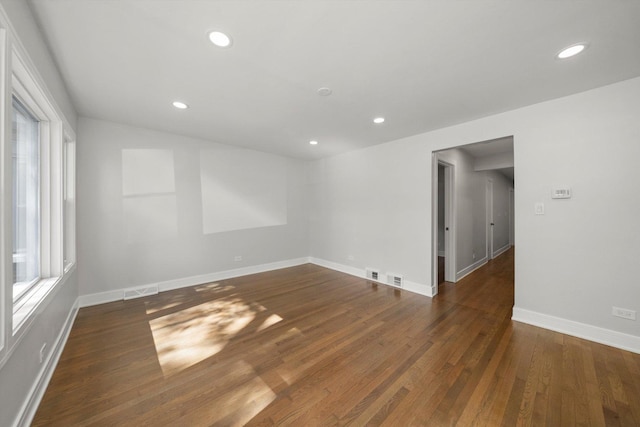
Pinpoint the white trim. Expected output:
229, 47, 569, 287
14, 297, 79, 427
308, 257, 362, 279
492, 243, 511, 259
512, 307, 640, 354
12, 277, 60, 333
432, 156, 456, 296
309, 257, 434, 297
442, 161, 456, 282
79, 257, 309, 308
78, 289, 123, 308
456, 257, 488, 282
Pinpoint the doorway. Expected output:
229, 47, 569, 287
434, 157, 455, 291
432, 136, 514, 297
486, 178, 494, 259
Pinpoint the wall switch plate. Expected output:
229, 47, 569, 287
612, 306, 636, 320
535, 202, 545, 215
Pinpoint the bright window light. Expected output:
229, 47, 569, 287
12, 97, 40, 300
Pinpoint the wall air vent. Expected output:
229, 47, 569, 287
123, 285, 159, 300
365, 268, 380, 281
387, 273, 404, 288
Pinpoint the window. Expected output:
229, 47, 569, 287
10, 48, 69, 333
63, 139, 76, 269
12, 97, 40, 301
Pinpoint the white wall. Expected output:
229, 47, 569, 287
0, 0, 76, 130
77, 118, 309, 297
308, 139, 432, 295
0, 2, 78, 426
310, 76, 640, 349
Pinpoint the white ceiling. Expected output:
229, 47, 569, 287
28, 1, 640, 159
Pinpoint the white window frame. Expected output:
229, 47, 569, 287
63, 137, 75, 272
10, 47, 65, 334
11, 96, 41, 300
0, 27, 7, 364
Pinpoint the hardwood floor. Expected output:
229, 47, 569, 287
33, 249, 640, 426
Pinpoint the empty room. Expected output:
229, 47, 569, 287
1, 1, 639, 426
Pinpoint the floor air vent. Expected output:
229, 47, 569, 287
388, 273, 404, 288
124, 285, 159, 300
365, 268, 380, 281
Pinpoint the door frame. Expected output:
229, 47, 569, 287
509, 187, 515, 246
432, 154, 456, 294
486, 178, 494, 259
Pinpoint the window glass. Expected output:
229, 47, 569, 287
12, 97, 40, 301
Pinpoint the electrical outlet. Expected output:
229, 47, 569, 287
234, 255, 242, 262
472, 253, 476, 260
612, 306, 636, 320
39, 343, 47, 364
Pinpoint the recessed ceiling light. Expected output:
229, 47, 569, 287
172, 101, 188, 109
208, 31, 232, 48
373, 117, 385, 124
317, 87, 332, 96
309, 140, 318, 145
557, 43, 587, 59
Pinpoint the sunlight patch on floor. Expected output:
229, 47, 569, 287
257, 313, 283, 332
194, 282, 236, 293
204, 370, 277, 425
145, 297, 188, 315
149, 297, 255, 376
275, 327, 306, 384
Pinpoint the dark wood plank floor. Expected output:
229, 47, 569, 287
33, 249, 640, 426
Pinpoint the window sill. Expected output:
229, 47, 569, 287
13, 276, 60, 334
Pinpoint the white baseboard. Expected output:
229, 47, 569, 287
78, 289, 124, 308
456, 257, 488, 282
512, 307, 640, 354
79, 257, 309, 307
308, 257, 434, 297
16, 298, 79, 427
492, 243, 511, 259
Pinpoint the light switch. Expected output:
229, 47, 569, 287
535, 202, 544, 215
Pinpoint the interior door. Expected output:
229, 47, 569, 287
487, 179, 494, 259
